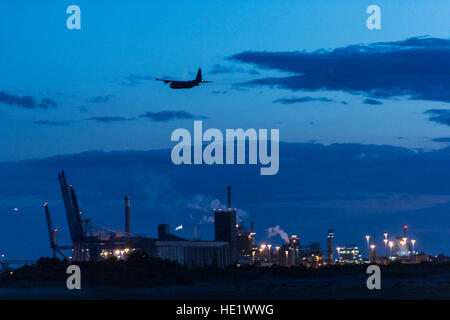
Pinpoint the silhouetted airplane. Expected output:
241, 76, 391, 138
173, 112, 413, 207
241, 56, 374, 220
155, 68, 212, 89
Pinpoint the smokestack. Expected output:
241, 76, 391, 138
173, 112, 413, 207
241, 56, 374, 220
327, 229, 334, 263
251, 221, 254, 234
125, 195, 130, 234
403, 225, 407, 238
227, 186, 231, 209
194, 226, 198, 239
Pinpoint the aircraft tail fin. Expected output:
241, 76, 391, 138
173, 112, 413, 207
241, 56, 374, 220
195, 68, 202, 82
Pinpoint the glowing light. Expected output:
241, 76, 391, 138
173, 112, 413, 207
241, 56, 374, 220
370, 244, 375, 251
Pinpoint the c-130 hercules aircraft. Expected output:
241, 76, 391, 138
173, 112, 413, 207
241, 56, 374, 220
155, 68, 212, 89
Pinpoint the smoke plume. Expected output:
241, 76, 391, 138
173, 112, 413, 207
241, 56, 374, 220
267, 225, 289, 243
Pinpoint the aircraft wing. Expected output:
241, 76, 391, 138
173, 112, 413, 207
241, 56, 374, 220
154, 78, 173, 83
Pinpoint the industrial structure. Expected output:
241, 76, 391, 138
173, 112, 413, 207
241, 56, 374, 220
213, 186, 237, 264
336, 245, 363, 264
43, 171, 434, 269
327, 229, 334, 264
236, 221, 255, 265
356, 225, 430, 264
43, 171, 232, 268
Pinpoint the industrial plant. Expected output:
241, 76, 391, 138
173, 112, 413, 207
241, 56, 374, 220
44, 170, 231, 268
43, 170, 437, 269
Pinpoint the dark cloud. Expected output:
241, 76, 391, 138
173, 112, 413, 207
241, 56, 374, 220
38, 98, 58, 108
432, 137, 450, 143
123, 75, 153, 86
273, 96, 334, 104
229, 36, 450, 102
209, 64, 259, 75
139, 110, 206, 122
0, 91, 57, 109
363, 98, 383, 105
88, 95, 113, 103
86, 116, 133, 123
84, 111, 206, 124
424, 109, 450, 126
34, 120, 71, 126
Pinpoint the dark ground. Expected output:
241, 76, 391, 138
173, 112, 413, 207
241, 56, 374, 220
1, 254, 449, 300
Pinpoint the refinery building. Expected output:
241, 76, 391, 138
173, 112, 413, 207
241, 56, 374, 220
44, 170, 433, 269
44, 171, 234, 268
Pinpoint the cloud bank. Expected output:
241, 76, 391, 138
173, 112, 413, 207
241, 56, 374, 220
273, 96, 334, 104
0, 91, 57, 109
230, 36, 450, 103
424, 109, 450, 126
139, 110, 206, 122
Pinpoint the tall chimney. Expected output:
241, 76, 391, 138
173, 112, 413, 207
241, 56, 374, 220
125, 195, 130, 234
194, 226, 198, 239
251, 221, 254, 234
327, 229, 334, 263
227, 186, 231, 209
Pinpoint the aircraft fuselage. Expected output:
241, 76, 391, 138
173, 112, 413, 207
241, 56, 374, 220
169, 80, 199, 89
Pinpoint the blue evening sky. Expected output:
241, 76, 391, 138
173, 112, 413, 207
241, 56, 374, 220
1, 1, 450, 259
0, 0, 449, 161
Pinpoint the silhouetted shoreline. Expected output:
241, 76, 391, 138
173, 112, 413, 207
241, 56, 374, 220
1, 253, 449, 299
